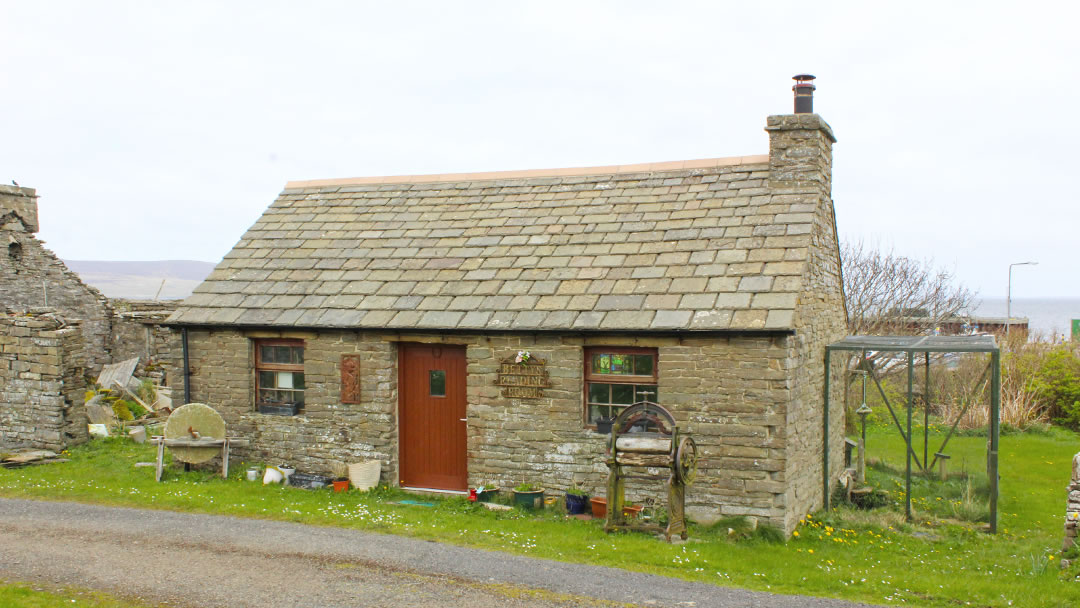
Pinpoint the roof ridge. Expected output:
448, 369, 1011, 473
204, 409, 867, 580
285, 155, 769, 189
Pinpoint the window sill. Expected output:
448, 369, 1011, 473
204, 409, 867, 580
257, 403, 301, 416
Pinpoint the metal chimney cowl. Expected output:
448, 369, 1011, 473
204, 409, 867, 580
793, 74, 815, 114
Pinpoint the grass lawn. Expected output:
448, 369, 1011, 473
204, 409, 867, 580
2, 426, 1079, 607
0, 581, 154, 608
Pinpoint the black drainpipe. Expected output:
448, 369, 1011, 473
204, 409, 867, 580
181, 327, 191, 404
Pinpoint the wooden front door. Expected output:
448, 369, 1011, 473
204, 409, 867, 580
399, 343, 467, 491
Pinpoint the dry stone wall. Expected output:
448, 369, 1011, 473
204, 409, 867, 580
1, 185, 113, 373
0, 311, 88, 450
109, 300, 180, 379
1063, 452, 1080, 567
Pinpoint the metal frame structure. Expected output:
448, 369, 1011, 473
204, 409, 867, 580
823, 335, 1001, 533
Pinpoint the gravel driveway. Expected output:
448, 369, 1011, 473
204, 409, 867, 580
0, 498, 873, 607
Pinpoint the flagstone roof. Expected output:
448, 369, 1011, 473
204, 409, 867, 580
168, 153, 819, 332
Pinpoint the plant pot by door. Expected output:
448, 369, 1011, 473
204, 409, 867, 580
566, 492, 590, 515
595, 418, 614, 434
332, 479, 350, 493
512, 489, 545, 509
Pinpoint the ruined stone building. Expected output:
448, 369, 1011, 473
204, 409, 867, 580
0, 185, 176, 450
1, 185, 113, 370
166, 102, 847, 532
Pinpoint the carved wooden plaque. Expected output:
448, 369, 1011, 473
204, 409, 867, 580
340, 355, 361, 404
496, 357, 550, 399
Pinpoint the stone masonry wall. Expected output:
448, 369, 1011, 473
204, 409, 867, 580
109, 300, 179, 380
174, 328, 398, 480
0, 311, 88, 450
766, 113, 847, 533
1, 185, 113, 373
176, 328, 804, 527
1063, 452, 1080, 567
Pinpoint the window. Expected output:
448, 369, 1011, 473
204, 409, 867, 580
429, 370, 446, 397
255, 339, 305, 411
584, 347, 658, 426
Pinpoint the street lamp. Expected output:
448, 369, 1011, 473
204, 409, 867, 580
1006, 261, 1037, 336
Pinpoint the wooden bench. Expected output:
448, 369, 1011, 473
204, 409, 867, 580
150, 436, 250, 482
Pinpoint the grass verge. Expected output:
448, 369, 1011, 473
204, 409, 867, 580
0, 580, 155, 608
2, 427, 1079, 607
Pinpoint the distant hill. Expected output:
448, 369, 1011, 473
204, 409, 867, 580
63, 260, 217, 300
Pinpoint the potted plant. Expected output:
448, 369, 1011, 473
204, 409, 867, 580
512, 482, 545, 509
565, 486, 590, 515
258, 401, 300, 416
474, 482, 500, 502
594, 416, 614, 434
330, 461, 350, 492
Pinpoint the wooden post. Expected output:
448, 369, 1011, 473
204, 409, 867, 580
155, 438, 165, 482
935, 452, 950, 480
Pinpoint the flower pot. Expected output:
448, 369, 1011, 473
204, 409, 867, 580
332, 479, 350, 493
566, 492, 590, 515
348, 460, 381, 491
512, 489, 545, 509
475, 487, 499, 502
594, 418, 614, 434
590, 496, 607, 518
588, 497, 641, 518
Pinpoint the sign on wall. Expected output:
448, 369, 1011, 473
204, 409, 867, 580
496, 352, 551, 399
341, 354, 361, 404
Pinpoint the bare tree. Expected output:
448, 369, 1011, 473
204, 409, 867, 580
842, 240, 976, 337
839, 241, 979, 425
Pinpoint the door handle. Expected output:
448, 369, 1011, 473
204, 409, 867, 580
459, 418, 467, 422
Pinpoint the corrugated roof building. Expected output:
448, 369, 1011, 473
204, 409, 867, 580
166, 107, 847, 534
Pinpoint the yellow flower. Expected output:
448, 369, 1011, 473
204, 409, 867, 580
793, 531, 799, 537
1049, 555, 1055, 560
808, 549, 814, 554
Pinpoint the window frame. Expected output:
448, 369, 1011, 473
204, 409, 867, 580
254, 338, 306, 413
583, 346, 658, 428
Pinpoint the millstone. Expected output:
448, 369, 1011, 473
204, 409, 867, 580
163, 403, 226, 464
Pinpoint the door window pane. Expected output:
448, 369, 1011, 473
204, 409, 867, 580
429, 370, 446, 397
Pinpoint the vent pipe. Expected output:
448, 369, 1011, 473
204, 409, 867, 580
793, 74, 816, 114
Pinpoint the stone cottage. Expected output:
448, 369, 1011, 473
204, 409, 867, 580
165, 103, 846, 532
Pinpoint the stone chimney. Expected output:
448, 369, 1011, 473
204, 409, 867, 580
765, 76, 836, 194
0, 184, 39, 233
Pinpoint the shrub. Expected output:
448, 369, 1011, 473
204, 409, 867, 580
112, 401, 133, 421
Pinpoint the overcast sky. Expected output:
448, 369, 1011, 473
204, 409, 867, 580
2, 1, 1076, 298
